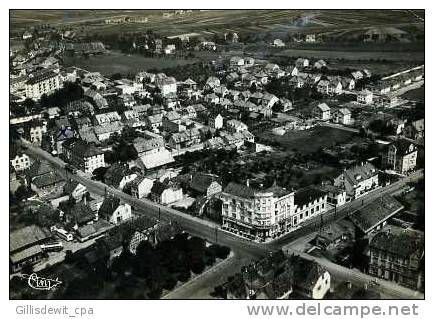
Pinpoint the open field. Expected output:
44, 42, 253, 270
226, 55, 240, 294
255, 126, 361, 155
63, 50, 201, 75
10, 9, 424, 40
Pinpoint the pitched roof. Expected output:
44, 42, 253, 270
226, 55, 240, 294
98, 196, 122, 218
294, 187, 327, 207
370, 229, 424, 259
10, 225, 51, 252
191, 173, 221, 193
342, 162, 377, 186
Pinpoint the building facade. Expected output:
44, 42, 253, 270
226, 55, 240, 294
25, 71, 61, 100
383, 140, 418, 174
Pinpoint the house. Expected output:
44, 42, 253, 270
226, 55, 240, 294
295, 58, 309, 68
146, 114, 163, 131
387, 118, 407, 135
105, 163, 138, 190
329, 80, 343, 95
94, 122, 124, 141
27, 161, 65, 196
383, 139, 418, 174
351, 71, 364, 81
63, 180, 87, 201
332, 108, 352, 125
226, 119, 248, 133
24, 120, 47, 145
368, 228, 424, 290
64, 202, 98, 228
349, 195, 403, 236
404, 119, 424, 140
10, 147, 31, 172
316, 80, 330, 95
312, 103, 331, 121
134, 133, 174, 169
320, 184, 347, 207
293, 187, 328, 227
130, 176, 155, 199
191, 173, 222, 197
94, 111, 121, 126
205, 76, 220, 89
205, 93, 220, 105
286, 66, 298, 77
334, 162, 379, 199
314, 59, 327, 69
167, 128, 201, 150
150, 180, 183, 204
357, 89, 374, 105
98, 196, 132, 225
341, 77, 356, 90
230, 56, 244, 67
209, 113, 224, 130
62, 138, 105, 174
272, 39, 285, 47
121, 110, 142, 127
291, 256, 331, 299
10, 225, 51, 272
155, 76, 177, 96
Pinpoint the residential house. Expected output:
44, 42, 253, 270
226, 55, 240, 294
314, 59, 327, 69
209, 113, 224, 130
98, 196, 132, 225
105, 163, 138, 190
62, 138, 105, 174
63, 179, 87, 201
150, 180, 183, 204
272, 39, 285, 47
146, 114, 163, 132
226, 119, 248, 133
295, 58, 309, 68
130, 176, 155, 199
133, 133, 174, 169
155, 76, 177, 96
312, 103, 331, 121
383, 139, 418, 174
334, 162, 379, 199
191, 173, 222, 197
293, 187, 328, 227
332, 108, 352, 125
320, 184, 347, 207
10, 148, 31, 172
357, 89, 374, 105
94, 111, 121, 126
167, 128, 201, 150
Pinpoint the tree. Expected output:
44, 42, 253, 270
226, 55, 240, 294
14, 185, 34, 201
92, 167, 108, 182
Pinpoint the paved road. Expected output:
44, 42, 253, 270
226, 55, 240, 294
22, 141, 424, 299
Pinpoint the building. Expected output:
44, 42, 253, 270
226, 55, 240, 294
320, 184, 347, 207
272, 39, 285, 47
98, 196, 132, 225
295, 58, 309, 68
94, 111, 121, 126
312, 103, 330, 121
349, 195, 403, 236
368, 228, 424, 290
105, 163, 138, 190
167, 128, 201, 150
130, 176, 154, 199
191, 173, 222, 197
220, 182, 295, 240
25, 120, 47, 145
155, 77, 177, 96
334, 162, 379, 199
404, 119, 424, 140
62, 139, 105, 174
293, 187, 328, 227
134, 133, 174, 169
150, 180, 183, 204
383, 140, 418, 174
332, 108, 352, 125
10, 148, 31, 172
10, 225, 51, 272
25, 71, 61, 100
357, 89, 374, 105
209, 113, 224, 130
226, 119, 248, 133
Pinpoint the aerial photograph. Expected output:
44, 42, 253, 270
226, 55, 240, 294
9, 9, 424, 300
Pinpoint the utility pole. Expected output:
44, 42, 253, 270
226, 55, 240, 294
158, 207, 161, 221
215, 226, 218, 244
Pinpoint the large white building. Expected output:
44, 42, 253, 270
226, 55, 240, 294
357, 89, 374, 105
334, 162, 379, 199
25, 71, 61, 100
10, 152, 31, 172
383, 140, 418, 174
220, 183, 295, 240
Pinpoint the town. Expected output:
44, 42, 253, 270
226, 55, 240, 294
9, 9, 424, 300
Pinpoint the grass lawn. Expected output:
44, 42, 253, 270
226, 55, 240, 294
256, 126, 359, 155
401, 86, 425, 103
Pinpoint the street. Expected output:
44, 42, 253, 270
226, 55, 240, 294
22, 140, 424, 299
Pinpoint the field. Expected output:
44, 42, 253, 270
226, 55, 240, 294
63, 50, 201, 75
401, 86, 425, 103
10, 9, 424, 40
256, 126, 360, 155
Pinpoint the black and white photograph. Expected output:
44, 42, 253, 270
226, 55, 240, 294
5, 2, 430, 318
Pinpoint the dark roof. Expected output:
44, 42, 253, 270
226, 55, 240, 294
105, 163, 132, 186
32, 171, 64, 188
292, 256, 327, 291
27, 160, 52, 179
26, 70, 57, 85
98, 196, 122, 218
223, 182, 255, 199
62, 138, 104, 158
191, 173, 220, 193
370, 229, 424, 259
266, 185, 292, 198
10, 225, 51, 252
63, 179, 81, 194
391, 139, 417, 156
294, 187, 327, 207
66, 203, 95, 225
349, 195, 403, 233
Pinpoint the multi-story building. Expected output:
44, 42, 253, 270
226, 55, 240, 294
332, 108, 352, 125
293, 187, 328, 227
334, 162, 379, 199
25, 71, 61, 100
368, 229, 424, 290
220, 182, 295, 240
312, 103, 330, 121
383, 140, 418, 174
62, 139, 105, 174
155, 76, 177, 96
